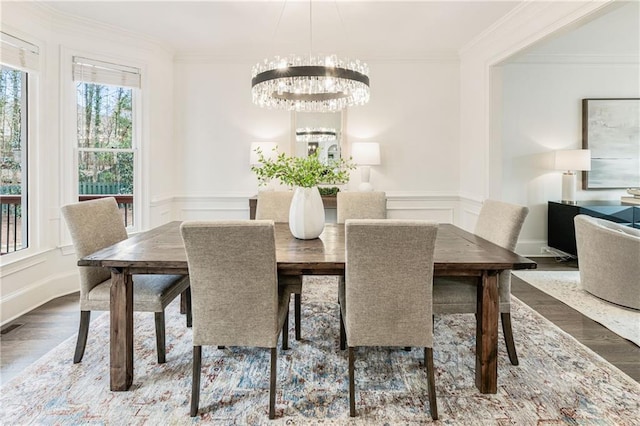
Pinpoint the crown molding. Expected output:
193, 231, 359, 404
459, 0, 615, 62
507, 53, 639, 65
29, 2, 175, 57
174, 50, 459, 65
3, 1, 53, 25
173, 53, 256, 65
459, 0, 536, 56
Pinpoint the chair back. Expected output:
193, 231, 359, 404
344, 219, 438, 347
336, 191, 386, 223
475, 199, 528, 251
255, 191, 294, 222
475, 199, 529, 307
61, 197, 128, 298
180, 220, 280, 347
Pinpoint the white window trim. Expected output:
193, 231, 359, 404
0, 32, 41, 265
60, 47, 145, 246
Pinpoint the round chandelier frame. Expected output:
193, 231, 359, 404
251, 55, 370, 112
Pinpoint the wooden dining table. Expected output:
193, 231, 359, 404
78, 221, 536, 394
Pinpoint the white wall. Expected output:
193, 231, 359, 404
501, 62, 639, 253
176, 60, 461, 195
173, 60, 289, 197
347, 61, 460, 195
171, 58, 461, 221
0, 2, 176, 324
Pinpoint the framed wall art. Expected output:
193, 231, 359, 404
582, 98, 640, 189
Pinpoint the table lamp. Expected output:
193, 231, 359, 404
554, 149, 591, 204
351, 142, 381, 192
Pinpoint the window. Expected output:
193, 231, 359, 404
73, 57, 140, 228
0, 32, 38, 255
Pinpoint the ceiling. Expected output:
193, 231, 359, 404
37, 1, 524, 59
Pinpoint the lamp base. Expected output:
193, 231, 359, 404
561, 172, 577, 204
358, 166, 373, 192
358, 182, 374, 192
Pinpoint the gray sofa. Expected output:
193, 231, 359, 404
574, 214, 640, 310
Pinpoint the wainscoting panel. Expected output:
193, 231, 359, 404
172, 195, 253, 221
0, 249, 79, 325
386, 194, 458, 223
149, 196, 173, 228
167, 194, 546, 255
171, 193, 463, 224
458, 196, 483, 230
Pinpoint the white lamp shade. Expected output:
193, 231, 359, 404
351, 142, 381, 165
250, 142, 278, 165
554, 149, 591, 171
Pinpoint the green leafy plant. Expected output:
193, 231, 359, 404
251, 148, 355, 188
318, 186, 340, 196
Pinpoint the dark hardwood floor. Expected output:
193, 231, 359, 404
0, 293, 103, 385
1, 257, 638, 385
511, 257, 640, 382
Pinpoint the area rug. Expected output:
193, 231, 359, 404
1, 277, 639, 425
512, 270, 640, 346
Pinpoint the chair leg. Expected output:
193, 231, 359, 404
185, 288, 192, 328
190, 346, 202, 417
180, 290, 187, 314
339, 309, 346, 350
282, 309, 289, 350
155, 312, 166, 364
269, 347, 277, 419
294, 293, 301, 341
501, 312, 519, 366
425, 348, 438, 420
348, 346, 356, 417
74, 311, 91, 363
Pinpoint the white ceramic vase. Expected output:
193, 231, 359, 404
289, 186, 325, 239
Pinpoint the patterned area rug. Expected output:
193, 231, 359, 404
513, 270, 640, 346
1, 276, 639, 425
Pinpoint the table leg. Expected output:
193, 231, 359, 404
110, 268, 133, 391
475, 270, 499, 394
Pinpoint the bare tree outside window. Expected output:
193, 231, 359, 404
76, 82, 135, 226
0, 66, 28, 255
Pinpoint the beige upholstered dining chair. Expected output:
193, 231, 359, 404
61, 197, 191, 364
180, 220, 292, 419
336, 191, 387, 223
255, 190, 303, 343
339, 219, 439, 420
433, 199, 529, 365
255, 190, 294, 222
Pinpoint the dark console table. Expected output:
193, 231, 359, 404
547, 200, 640, 256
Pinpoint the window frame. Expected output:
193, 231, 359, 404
62, 50, 143, 236
0, 32, 39, 260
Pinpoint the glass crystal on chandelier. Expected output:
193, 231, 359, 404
251, 54, 370, 112
296, 127, 338, 143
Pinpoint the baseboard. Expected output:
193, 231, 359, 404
0, 271, 79, 326
517, 240, 555, 258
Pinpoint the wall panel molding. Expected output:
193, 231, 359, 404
1, 270, 78, 325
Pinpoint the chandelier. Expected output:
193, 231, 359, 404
295, 127, 338, 142
251, 2, 370, 112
